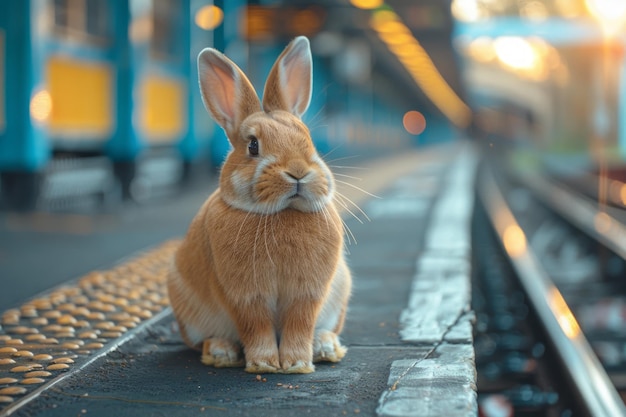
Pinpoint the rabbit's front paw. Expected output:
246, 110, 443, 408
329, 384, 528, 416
245, 359, 280, 374
201, 338, 244, 368
281, 359, 314, 374
313, 330, 347, 363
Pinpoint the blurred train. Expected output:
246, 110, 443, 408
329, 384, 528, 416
0, 0, 421, 211
453, 0, 626, 184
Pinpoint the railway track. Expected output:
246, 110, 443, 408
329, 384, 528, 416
475, 157, 626, 417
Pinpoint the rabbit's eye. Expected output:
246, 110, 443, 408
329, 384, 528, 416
248, 136, 259, 156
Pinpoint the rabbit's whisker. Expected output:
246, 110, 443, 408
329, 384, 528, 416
341, 217, 357, 247
336, 192, 370, 223
335, 179, 380, 199
333, 173, 362, 181
333, 196, 364, 225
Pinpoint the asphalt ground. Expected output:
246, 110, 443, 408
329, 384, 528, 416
0, 143, 464, 416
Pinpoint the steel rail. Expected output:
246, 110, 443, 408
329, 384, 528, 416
479, 164, 626, 417
515, 169, 626, 262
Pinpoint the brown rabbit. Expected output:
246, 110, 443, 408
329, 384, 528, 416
167, 36, 352, 374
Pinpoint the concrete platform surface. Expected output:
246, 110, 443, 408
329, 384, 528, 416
0, 141, 477, 417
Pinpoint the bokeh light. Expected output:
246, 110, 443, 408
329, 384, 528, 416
195, 5, 224, 31
402, 110, 426, 135
502, 224, 527, 258
350, 0, 384, 10
585, 0, 626, 27
30, 89, 52, 123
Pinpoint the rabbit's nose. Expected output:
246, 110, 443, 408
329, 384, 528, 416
285, 160, 311, 181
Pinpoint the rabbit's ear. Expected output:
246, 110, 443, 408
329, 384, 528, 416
262, 36, 312, 118
198, 48, 261, 136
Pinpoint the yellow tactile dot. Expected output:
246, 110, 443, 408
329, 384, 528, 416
0, 378, 18, 384
52, 357, 75, 364
42, 311, 62, 319
77, 331, 99, 339
5, 339, 24, 346
30, 317, 48, 326
109, 326, 128, 333
57, 326, 75, 333
20, 308, 37, 318
33, 354, 53, 361
21, 378, 46, 385
60, 342, 81, 350
57, 315, 77, 325
84, 342, 104, 350
71, 307, 90, 317
47, 364, 70, 371
0, 335, 11, 342
31, 299, 52, 310
0, 386, 27, 396
39, 338, 59, 345
9, 326, 38, 335
137, 310, 153, 319
24, 371, 52, 378
101, 304, 116, 313
97, 294, 115, 304
124, 305, 142, 315
0, 347, 18, 354
25, 334, 46, 342
74, 320, 89, 329
109, 312, 131, 322
1, 317, 19, 325
0, 359, 16, 365
0, 395, 14, 403
62, 287, 82, 298
2, 309, 20, 317
10, 365, 39, 373
86, 312, 106, 321
42, 325, 60, 332
55, 331, 75, 338
100, 332, 123, 339
71, 295, 90, 305
94, 321, 115, 330
11, 351, 34, 358
56, 303, 75, 312
113, 298, 129, 307
49, 294, 67, 306
118, 321, 137, 329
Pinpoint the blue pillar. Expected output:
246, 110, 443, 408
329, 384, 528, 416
0, 0, 48, 209
107, 0, 139, 162
207, 0, 244, 168
107, 0, 140, 199
0, 0, 49, 172
178, 0, 197, 164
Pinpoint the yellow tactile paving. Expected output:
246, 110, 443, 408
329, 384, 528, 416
0, 240, 180, 409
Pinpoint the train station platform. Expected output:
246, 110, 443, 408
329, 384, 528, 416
0, 140, 478, 417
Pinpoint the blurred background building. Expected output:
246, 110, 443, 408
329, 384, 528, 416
0, 0, 625, 211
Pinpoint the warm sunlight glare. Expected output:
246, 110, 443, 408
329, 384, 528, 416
549, 288, 581, 339
502, 224, 527, 258
195, 5, 224, 30
493, 37, 538, 71
350, 0, 384, 10
30, 89, 52, 123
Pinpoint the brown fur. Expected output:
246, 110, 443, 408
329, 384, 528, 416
167, 37, 351, 374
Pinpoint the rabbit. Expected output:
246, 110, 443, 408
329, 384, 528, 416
167, 36, 352, 374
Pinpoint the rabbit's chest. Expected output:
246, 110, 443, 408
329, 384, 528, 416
208, 206, 343, 286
